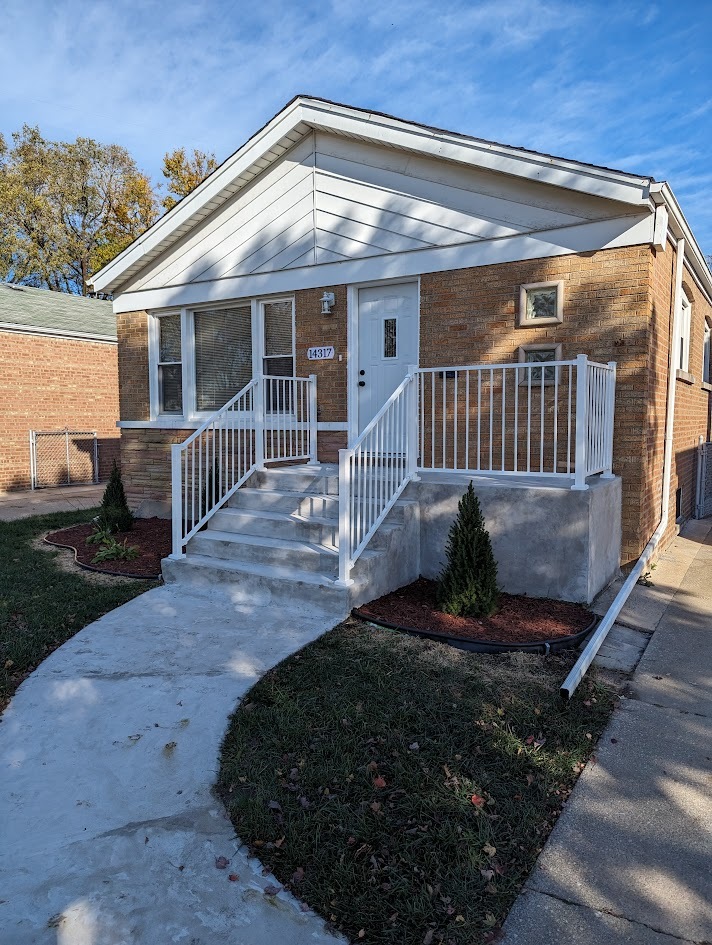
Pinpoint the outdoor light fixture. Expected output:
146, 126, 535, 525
320, 291, 335, 315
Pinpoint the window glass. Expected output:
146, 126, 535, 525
678, 293, 691, 373
526, 286, 558, 321
157, 314, 182, 414
384, 318, 397, 358
524, 347, 557, 382
263, 300, 295, 413
704, 322, 711, 384
194, 306, 252, 411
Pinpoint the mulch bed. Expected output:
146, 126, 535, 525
45, 517, 171, 578
357, 577, 593, 645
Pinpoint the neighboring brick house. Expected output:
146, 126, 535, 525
0, 284, 120, 492
88, 97, 712, 600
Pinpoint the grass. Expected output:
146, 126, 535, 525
0, 508, 156, 710
218, 618, 615, 945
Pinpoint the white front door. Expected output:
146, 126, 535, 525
357, 281, 418, 434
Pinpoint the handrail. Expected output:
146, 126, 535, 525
337, 367, 419, 585
170, 374, 317, 557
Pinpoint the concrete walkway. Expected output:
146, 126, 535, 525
0, 582, 344, 944
501, 519, 712, 945
0, 484, 104, 521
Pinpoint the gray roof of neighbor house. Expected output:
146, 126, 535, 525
0, 283, 116, 341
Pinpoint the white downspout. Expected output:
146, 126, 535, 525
561, 238, 685, 699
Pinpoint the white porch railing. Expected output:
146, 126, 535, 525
337, 355, 615, 584
170, 374, 316, 556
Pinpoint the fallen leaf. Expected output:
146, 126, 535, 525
274, 837, 285, 848
409, 742, 420, 752
471, 794, 485, 807
358, 931, 366, 939
480, 868, 495, 880
263, 883, 281, 897
526, 773, 535, 786
228, 873, 239, 882
483, 912, 498, 928
373, 776, 387, 789
483, 843, 496, 857
268, 800, 283, 813
610, 738, 618, 744
215, 856, 230, 869
292, 866, 305, 885
422, 929, 434, 945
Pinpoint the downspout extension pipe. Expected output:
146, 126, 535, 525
561, 238, 686, 700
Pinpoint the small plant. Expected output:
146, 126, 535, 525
436, 482, 499, 618
98, 461, 134, 533
91, 537, 140, 564
85, 522, 114, 545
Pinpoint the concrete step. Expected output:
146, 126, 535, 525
188, 529, 342, 575
251, 465, 339, 495
209, 506, 339, 548
229, 487, 339, 517
162, 553, 360, 611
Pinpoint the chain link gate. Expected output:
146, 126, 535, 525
696, 440, 712, 519
29, 429, 98, 489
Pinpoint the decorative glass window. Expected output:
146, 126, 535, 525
262, 299, 295, 412
518, 343, 562, 384
383, 317, 397, 358
703, 320, 711, 386
677, 291, 691, 373
157, 313, 183, 414
194, 305, 252, 412
518, 281, 564, 327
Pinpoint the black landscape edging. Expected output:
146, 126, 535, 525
351, 608, 598, 655
43, 535, 160, 581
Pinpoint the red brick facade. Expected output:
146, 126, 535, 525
0, 330, 120, 492
116, 245, 712, 563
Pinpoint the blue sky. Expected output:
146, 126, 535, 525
1, 0, 711, 252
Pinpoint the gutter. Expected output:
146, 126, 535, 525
561, 237, 686, 699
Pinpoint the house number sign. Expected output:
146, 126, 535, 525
306, 345, 335, 360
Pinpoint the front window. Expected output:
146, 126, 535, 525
263, 299, 295, 413
157, 313, 182, 414
194, 305, 252, 411
703, 320, 711, 385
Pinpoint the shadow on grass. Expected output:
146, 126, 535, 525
217, 618, 615, 945
0, 507, 157, 710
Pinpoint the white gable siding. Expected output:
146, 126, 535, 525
126, 131, 648, 297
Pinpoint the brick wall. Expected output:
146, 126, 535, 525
420, 245, 655, 560
0, 330, 120, 492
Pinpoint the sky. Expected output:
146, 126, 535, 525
1, 0, 711, 252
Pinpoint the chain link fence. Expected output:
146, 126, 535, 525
29, 430, 99, 489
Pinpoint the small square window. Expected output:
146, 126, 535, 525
383, 317, 397, 358
518, 281, 564, 327
518, 343, 562, 384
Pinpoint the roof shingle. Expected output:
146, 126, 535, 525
0, 283, 116, 340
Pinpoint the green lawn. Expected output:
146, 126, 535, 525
218, 618, 614, 945
0, 508, 156, 710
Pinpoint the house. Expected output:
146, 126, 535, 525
88, 96, 712, 606
0, 283, 120, 491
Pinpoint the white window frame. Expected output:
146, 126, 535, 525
518, 342, 563, 386
677, 290, 691, 374
703, 318, 711, 388
148, 295, 295, 421
518, 281, 564, 327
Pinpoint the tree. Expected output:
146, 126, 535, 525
436, 482, 499, 618
98, 460, 134, 532
161, 147, 217, 211
0, 125, 158, 294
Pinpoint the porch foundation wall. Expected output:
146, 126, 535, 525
409, 474, 621, 604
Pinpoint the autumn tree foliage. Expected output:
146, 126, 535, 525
161, 147, 217, 211
0, 125, 158, 295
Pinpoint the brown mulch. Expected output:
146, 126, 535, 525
358, 577, 593, 644
45, 517, 172, 578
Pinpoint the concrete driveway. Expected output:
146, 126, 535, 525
0, 581, 344, 944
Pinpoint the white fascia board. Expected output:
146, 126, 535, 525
90, 100, 307, 293
0, 322, 117, 344
301, 100, 652, 204
111, 213, 653, 315
651, 182, 712, 303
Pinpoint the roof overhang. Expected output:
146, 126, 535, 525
89, 96, 659, 296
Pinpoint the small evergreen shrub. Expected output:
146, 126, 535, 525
98, 461, 133, 533
436, 482, 499, 618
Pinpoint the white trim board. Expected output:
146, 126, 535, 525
112, 213, 653, 315
117, 419, 348, 431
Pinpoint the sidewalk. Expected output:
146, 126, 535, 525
501, 519, 712, 944
0, 484, 104, 521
